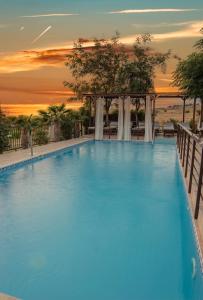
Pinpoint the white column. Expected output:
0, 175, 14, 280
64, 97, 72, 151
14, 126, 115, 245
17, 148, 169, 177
144, 95, 153, 142
124, 97, 131, 141
117, 97, 124, 140
95, 97, 104, 140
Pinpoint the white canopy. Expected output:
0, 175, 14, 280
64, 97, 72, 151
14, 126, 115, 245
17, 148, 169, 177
124, 97, 131, 141
117, 97, 124, 140
144, 95, 153, 142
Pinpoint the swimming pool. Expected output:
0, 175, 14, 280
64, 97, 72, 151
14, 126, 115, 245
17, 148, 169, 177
0, 140, 203, 300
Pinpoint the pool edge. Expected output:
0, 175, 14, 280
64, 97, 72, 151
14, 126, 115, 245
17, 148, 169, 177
0, 138, 93, 174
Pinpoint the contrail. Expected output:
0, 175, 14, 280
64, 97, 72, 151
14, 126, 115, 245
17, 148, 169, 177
21, 13, 78, 18
32, 25, 52, 44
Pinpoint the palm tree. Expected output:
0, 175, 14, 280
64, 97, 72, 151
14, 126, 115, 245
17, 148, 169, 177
38, 104, 69, 142
16, 115, 36, 149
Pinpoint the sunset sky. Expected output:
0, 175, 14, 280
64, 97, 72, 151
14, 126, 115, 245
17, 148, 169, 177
0, 0, 203, 114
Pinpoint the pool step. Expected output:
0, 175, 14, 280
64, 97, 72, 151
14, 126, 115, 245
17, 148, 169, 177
0, 293, 20, 300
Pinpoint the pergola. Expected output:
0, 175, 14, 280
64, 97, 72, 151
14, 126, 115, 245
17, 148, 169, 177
83, 92, 202, 142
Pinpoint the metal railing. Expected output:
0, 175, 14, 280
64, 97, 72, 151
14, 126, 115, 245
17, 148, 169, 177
177, 124, 203, 219
5, 121, 84, 153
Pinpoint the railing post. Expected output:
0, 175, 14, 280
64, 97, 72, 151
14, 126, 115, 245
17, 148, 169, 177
180, 130, 185, 159
194, 148, 203, 219
182, 131, 187, 167
185, 135, 190, 178
179, 127, 182, 153
188, 140, 196, 193
177, 126, 180, 150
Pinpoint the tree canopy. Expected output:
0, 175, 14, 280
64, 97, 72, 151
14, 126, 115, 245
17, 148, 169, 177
64, 33, 170, 96
172, 28, 203, 99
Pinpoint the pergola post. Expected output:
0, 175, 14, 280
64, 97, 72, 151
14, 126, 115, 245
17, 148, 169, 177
144, 95, 153, 142
124, 96, 131, 141
95, 97, 104, 140
117, 97, 124, 140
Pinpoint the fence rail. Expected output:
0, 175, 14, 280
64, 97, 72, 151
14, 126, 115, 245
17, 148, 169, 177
7, 127, 22, 151
177, 123, 203, 219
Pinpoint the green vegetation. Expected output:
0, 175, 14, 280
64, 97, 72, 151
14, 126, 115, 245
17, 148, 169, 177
173, 28, 203, 100
0, 109, 9, 153
33, 128, 49, 145
0, 104, 85, 154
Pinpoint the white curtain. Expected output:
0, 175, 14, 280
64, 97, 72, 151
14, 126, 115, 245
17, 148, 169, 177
117, 97, 124, 140
144, 95, 153, 142
95, 97, 104, 140
124, 97, 131, 141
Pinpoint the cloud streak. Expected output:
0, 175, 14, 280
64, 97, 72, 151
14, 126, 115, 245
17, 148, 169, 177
121, 20, 203, 43
132, 21, 199, 28
32, 26, 52, 44
21, 13, 79, 18
109, 8, 198, 14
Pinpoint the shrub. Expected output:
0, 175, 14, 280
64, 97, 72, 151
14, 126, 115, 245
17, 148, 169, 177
33, 128, 49, 145
0, 110, 9, 154
138, 109, 145, 122
60, 118, 73, 140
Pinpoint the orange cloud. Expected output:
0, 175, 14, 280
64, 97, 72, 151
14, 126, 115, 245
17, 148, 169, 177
0, 40, 101, 74
0, 20, 202, 75
0, 48, 72, 73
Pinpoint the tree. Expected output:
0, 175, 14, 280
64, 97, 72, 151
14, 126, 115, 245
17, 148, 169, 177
0, 109, 9, 154
15, 115, 36, 149
194, 28, 203, 51
172, 28, 203, 131
65, 33, 169, 125
172, 28, 203, 99
172, 53, 203, 99
64, 33, 128, 125
119, 34, 170, 93
38, 104, 69, 142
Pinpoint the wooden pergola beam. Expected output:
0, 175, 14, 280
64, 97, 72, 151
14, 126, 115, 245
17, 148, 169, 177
83, 92, 188, 99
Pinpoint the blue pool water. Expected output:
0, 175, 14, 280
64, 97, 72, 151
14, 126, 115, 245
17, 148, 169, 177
0, 140, 203, 300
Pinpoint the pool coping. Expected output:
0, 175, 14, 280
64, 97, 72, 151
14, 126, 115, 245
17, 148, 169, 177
177, 153, 203, 274
0, 138, 93, 173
